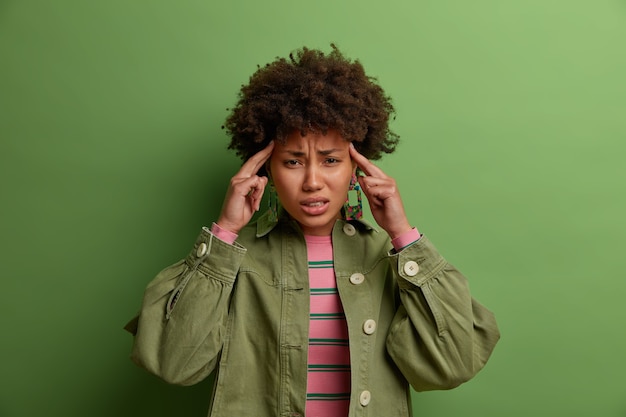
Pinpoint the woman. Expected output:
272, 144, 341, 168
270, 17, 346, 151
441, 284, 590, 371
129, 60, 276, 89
126, 46, 500, 417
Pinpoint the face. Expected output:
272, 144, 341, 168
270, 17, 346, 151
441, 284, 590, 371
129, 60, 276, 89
269, 129, 356, 236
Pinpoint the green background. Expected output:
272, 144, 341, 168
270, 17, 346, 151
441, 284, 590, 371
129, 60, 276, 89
1, 1, 625, 416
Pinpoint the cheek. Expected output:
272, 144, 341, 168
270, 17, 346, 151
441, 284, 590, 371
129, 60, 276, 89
337, 166, 354, 184
272, 168, 295, 187
331, 170, 354, 196
270, 169, 299, 202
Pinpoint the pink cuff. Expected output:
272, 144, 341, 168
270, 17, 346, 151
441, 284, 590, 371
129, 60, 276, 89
210, 222, 238, 245
391, 227, 421, 251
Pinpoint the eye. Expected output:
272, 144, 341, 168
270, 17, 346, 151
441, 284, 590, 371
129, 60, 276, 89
324, 158, 339, 165
284, 159, 301, 167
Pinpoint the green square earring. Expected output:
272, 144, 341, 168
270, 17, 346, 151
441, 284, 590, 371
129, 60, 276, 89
344, 173, 362, 220
268, 181, 278, 223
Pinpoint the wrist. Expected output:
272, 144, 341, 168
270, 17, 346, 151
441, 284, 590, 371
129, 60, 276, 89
211, 222, 239, 244
391, 227, 421, 251
215, 218, 241, 235
387, 223, 413, 240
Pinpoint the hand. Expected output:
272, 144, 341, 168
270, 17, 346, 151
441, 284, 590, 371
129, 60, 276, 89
349, 144, 413, 239
217, 141, 275, 234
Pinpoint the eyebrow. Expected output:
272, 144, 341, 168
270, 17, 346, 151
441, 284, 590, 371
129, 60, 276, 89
281, 148, 342, 157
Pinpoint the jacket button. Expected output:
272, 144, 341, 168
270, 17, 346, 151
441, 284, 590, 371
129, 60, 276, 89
403, 260, 419, 276
343, 223, 356, 236
363, 319, 376, 335
196, 242, 208, 257
350, 273, 365, 285
359, 390, 371, 406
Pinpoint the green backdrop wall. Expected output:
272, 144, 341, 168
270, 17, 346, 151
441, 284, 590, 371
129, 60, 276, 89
1, 1, 625, 416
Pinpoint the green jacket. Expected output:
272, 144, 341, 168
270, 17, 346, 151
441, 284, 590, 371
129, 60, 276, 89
127, 212, 500, 417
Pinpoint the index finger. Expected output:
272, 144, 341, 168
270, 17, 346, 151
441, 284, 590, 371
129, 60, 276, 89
238, 141, 275, 177
349, 143, 388, 178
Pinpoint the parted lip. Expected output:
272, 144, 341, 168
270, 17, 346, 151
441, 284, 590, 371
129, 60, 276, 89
300, 197, 329, 205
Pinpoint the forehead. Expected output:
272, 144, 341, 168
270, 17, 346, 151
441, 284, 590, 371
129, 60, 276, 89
280, 129, 348, 150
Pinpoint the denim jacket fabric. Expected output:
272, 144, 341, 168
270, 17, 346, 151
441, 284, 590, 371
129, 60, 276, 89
127, 212, 500, 417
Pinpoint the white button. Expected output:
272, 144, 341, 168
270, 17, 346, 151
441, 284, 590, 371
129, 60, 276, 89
359, 390, 371, 406
350, 273, 365, 285
363, 319, 376, 335
196, 242, 208, 257
403, 260, 419, 276
343, 223, 356, 236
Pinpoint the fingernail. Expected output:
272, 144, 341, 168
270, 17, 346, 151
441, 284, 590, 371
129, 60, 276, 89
349, 143, 355, 149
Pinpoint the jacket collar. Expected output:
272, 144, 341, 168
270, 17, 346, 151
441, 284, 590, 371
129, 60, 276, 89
255, 208, 377, 238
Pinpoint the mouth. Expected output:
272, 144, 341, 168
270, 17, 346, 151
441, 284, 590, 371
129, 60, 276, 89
300, 198, 330, 215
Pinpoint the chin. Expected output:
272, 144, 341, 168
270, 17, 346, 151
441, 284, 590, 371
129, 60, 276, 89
297, 215, 340, 235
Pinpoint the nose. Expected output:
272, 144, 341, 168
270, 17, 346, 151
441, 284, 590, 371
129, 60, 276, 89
302, 165, 323, 191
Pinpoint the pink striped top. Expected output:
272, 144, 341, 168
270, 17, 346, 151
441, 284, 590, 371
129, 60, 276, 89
305, 234, 350, 417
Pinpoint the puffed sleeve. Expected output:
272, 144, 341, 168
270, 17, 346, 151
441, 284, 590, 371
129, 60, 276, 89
126, 227, 246, 386
385, 235, 500, 391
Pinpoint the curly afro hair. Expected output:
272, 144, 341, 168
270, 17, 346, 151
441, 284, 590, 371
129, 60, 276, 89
223, 44, 399, 165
